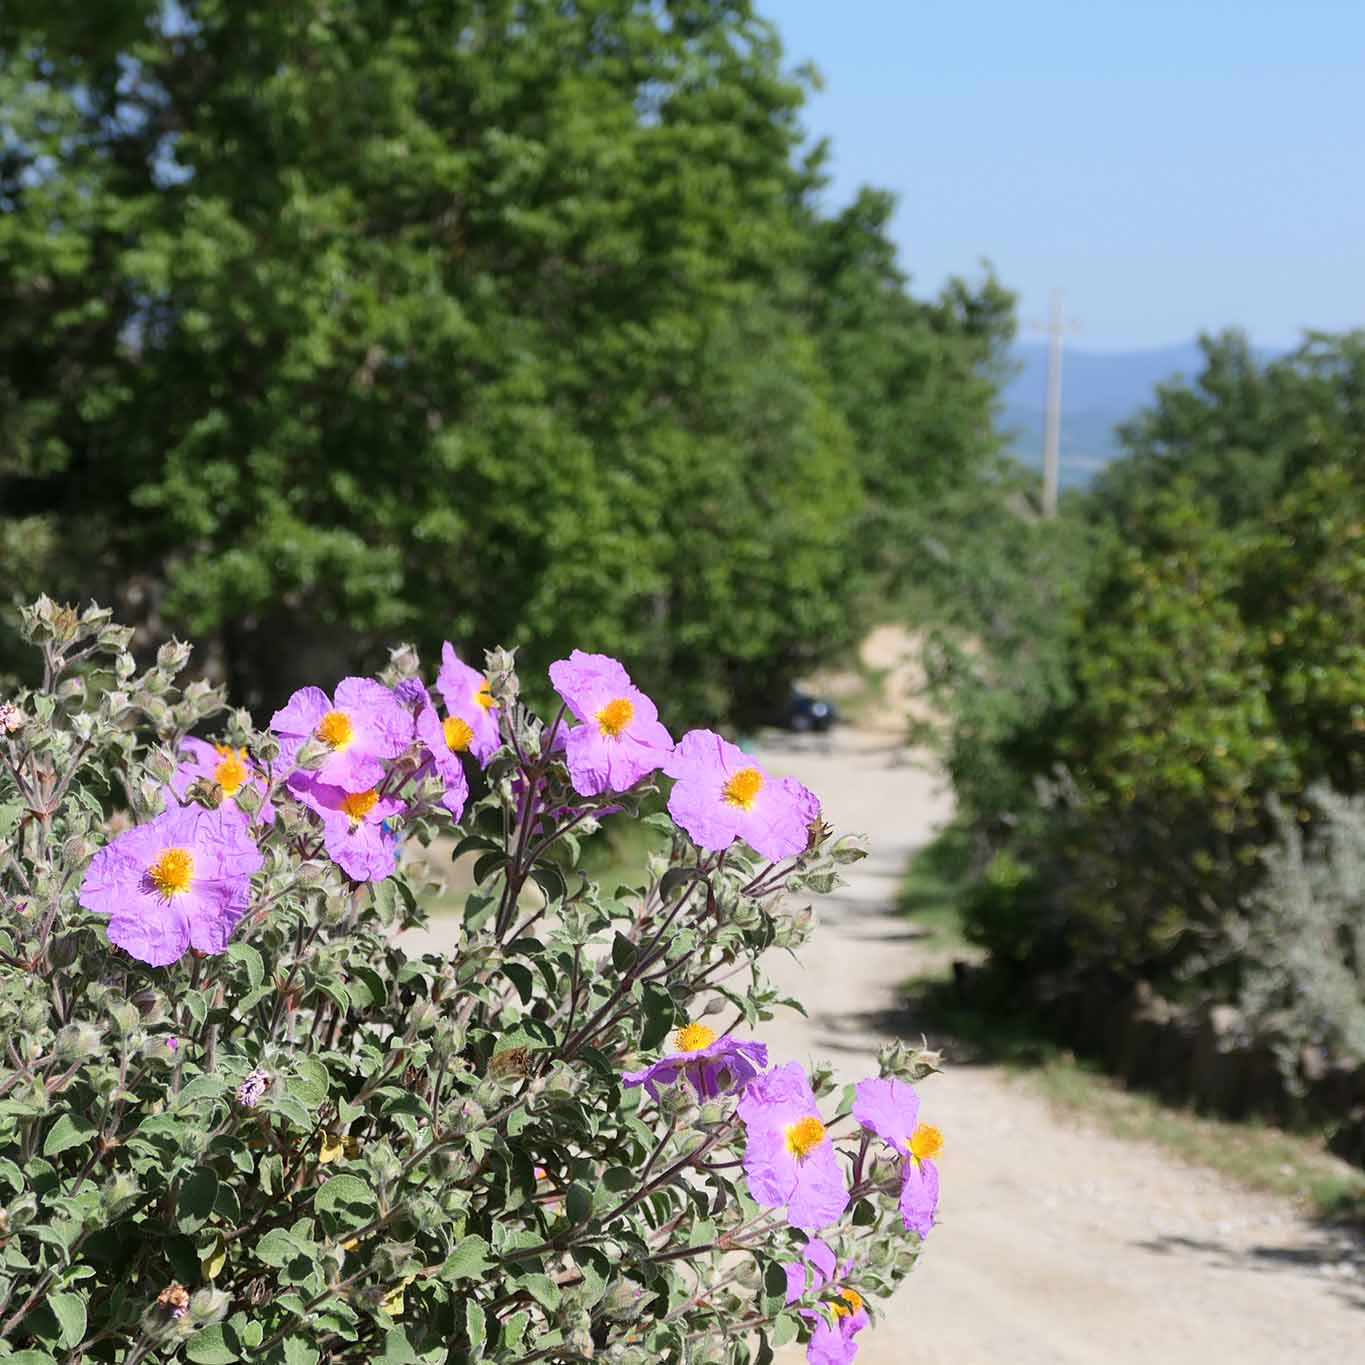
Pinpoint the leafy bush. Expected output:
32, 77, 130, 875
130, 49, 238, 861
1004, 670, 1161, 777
0, 0, 1011, 726
0, 598, 945, 1364
1240, 787, 1365, 1080
930, 332, 1365, 1008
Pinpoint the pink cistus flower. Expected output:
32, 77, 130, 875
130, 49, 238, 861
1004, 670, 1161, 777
622, 1021, 768, 1101
414, 703, 471, 821
0, 701, 23, 734
736, 1062, 849, 1232
78, 806, 263, 967
435, 644, 501, 766
851, 1077, 942, 1238
287, 774, 404, 882
783, 1238, 869, 1365
270, 678, 413, 789
167, 737, 275, 824
547, 650, 673, 797
664, 730, 819, 862
236, 1068, 270, 1108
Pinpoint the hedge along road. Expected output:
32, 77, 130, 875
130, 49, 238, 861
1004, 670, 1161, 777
757, 726, 1364, 1365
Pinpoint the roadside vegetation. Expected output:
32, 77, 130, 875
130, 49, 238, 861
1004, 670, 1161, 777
899, 831, 1365, 1226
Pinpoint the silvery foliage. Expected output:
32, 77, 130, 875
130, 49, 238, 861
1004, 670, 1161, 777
1240, 786, 1365, 1084
0, 598, 939, 1364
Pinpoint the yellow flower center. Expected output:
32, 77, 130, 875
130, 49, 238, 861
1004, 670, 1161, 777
722, 767, 764, 810
595, 696, 634, 739
783, 1115, 827, 1160
474, 680, 495, 711
443, 715, 475, 752
909, 1122, 943, 1162
212, 745, 249, 797
832, 1286, 864, 1319
338, 789, 380, 822
315, 709, 354, 750
675, 1021, 717, 1053
147, 847, 195, 898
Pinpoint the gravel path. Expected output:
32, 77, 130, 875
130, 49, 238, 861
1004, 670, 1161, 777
758, 727, 1364, 1365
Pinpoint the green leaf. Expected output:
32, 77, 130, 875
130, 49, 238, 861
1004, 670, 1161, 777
529, 864, 565, 904
281, 1337, 318, 1365
518, 1273, 560, 1311
762, 1259, 788, 1311
499, 1310, 528, 1353
640, 982, 676, 1051
565, 1183, 592, 1224
174, 1074, 229, 1110
47, 1291, 86, 1350
42, 1113, 95, 1158
315, 1174, 372, 1217
186, 1324, 239, 1364
255, 1228, 308, 1268
177, 1166, 220, 1233
288, 1057, 329, 1109
772, 1311, 800, 1347
464, 1299, 486, 1360
7, 1352, 59, 1365
227, 942, 265, 990
441, 1234, 492, 1282
610, 931, 637, 972
345, 964, 387, 1009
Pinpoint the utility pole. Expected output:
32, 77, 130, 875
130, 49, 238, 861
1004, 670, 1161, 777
1041, 289, 1065, 518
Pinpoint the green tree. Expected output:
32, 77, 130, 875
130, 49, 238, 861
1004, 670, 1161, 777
1, 0, 1011, 724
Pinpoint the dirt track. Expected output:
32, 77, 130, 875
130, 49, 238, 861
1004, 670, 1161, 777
759, 727, 1364, 1365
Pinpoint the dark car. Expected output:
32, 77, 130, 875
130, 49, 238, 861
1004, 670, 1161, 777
783, 690, 837, 733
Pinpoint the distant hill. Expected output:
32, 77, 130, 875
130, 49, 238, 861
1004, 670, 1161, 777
1000, 342, 1213, 489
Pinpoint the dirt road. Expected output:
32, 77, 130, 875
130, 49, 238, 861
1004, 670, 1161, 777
759, 728, 1364, 1365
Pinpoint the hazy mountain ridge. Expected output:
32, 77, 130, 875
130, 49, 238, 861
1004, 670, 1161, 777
1001, 340, 1289, 487
1001, 341, 1212, 488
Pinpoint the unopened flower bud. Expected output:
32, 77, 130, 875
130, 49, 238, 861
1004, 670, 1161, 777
233, 780, 262, 813
184, 776, 224, 810
293, 737, 331, 770
55, 1021, 102, 1062
601, 1278, 647, 1322
48, 931, 82, 970
188, 1287, 229, 1327
156, 640, 193, 673
102, 1171, 140, 1216
906, 1047, 944, 1082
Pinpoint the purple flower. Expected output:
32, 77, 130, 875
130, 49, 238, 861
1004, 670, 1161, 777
852, 1078, 942, 1238
167, 737, 275, 824
288, 774, 404, 882
236, 1068, 270, 1108
394, 677, 430, 709
783, 1236, 839, 1305
415, 704, 471, 820
435, 644, 500, 765
547, 651, 673, 796
663, 730, 819, 862
78, 806, 263, 967
166, 1036, 179, 1052
736, 1063, 849, 1231
622, 1022, 768, 1101
783, 1238, 869, 1365
270, 679, 413, 789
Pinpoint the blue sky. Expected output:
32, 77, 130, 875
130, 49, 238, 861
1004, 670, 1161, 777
764, 0, 1365, 350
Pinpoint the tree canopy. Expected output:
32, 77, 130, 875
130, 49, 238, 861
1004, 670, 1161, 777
1, 0, 1012, 722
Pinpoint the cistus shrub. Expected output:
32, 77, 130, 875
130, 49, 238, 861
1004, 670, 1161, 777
0, 598, 944, 1365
